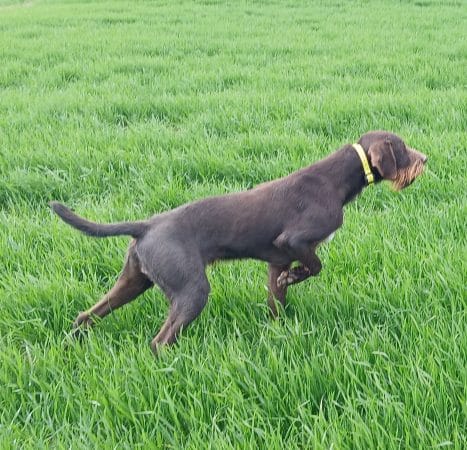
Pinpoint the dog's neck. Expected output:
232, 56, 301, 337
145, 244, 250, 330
311, 145, 376, 205
352, 143, 374, 186
336, 145, 377, 204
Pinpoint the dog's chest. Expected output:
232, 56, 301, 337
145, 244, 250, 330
321, 232, 335, 245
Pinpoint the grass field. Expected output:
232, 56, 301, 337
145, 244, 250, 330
1, 0, 466, 448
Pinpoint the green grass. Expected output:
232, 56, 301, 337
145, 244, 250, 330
1, 0, 466, 448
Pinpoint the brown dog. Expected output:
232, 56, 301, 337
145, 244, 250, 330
51, 130, 427, 353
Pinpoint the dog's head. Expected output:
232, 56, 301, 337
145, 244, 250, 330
358, 131, 427, 190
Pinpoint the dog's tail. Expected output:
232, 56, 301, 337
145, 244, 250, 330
50, 201, 149, 238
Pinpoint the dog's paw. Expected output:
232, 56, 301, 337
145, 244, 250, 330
71, 312, 94, 339
73, 311, 93, 327
277, 266, 311, 287
277, 270, 291, 288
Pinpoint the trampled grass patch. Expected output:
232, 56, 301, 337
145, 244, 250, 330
0, 0, 466, 448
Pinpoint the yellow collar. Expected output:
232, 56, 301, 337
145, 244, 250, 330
352, 143, 374, 185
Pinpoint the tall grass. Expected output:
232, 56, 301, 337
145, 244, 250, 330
0, 0, 465, 448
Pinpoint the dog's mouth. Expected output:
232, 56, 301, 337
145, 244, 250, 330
391, 158, 426, 191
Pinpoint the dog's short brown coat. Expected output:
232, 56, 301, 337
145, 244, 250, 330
51, 130, 427, 352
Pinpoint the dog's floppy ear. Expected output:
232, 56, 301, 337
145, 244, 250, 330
368, 139, 397, 180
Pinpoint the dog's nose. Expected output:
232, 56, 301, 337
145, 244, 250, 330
410, 147, 428, 164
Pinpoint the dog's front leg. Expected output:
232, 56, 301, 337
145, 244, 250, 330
267, 263, 290, 317
273, 232, 322, 287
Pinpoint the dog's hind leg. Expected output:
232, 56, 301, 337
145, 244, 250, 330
267, 264, 290, 318
150, 278, 210, 352
73, 242, 153, 334
144, 250, 210, 353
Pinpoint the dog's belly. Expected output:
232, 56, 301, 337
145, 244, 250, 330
212, 246, 291, 266
257, 248, 293, 265
214, 231, 337, 265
